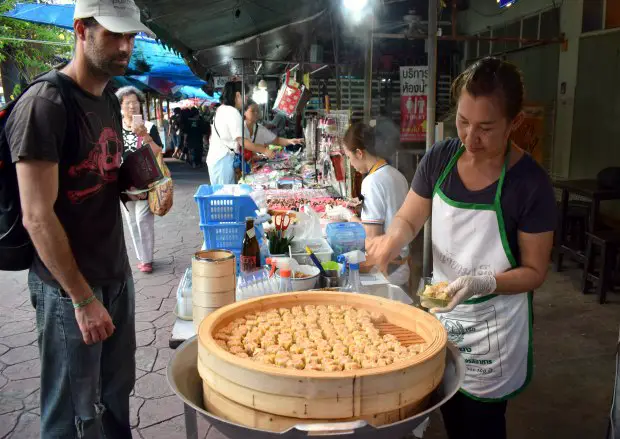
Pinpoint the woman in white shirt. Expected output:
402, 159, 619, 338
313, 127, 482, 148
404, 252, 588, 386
207, 81, 275, 184
341, 122, 410, 287
244, 101, 304, 159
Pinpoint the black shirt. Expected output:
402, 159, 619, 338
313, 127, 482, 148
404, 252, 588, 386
6, 73, 130, 286
122, 123, 162, 160
184, 116, 208, 147
411, 138, 557, 264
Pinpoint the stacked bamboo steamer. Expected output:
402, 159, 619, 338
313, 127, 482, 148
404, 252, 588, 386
197, 292, 448, 432
192, 250, 236, 332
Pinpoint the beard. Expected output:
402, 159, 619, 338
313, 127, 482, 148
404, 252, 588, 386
84, 34, 130, 78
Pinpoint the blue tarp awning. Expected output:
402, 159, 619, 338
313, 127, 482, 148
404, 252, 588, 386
3, 3, 206, 89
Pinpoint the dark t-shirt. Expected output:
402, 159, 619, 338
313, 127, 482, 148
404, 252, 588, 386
122, 124, 162, 160
6, 73, 130, 286
185, 116, 208, 147
411, 138, 557, 264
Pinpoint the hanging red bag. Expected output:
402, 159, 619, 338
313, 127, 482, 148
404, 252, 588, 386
273, 70, 303, 118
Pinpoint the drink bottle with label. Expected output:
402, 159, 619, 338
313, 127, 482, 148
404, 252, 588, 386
241, 217, 261, 273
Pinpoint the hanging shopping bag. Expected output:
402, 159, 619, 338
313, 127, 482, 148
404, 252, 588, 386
148, 153, 174, 216
273, 70, 304, 118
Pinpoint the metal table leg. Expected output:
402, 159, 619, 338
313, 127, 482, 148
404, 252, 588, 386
184, 403, 198, 439
554, 188, 569, 272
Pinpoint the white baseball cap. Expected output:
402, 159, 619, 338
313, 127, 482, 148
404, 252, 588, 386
74, 0, 155, 36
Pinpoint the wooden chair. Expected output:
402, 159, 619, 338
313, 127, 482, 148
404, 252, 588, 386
582, 230, 620, 304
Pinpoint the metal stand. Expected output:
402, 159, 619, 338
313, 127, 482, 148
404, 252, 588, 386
422, 0, 438, 279
184, 403, 199, 439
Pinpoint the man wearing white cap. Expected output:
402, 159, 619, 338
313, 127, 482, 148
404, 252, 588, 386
5, 1, 153, 437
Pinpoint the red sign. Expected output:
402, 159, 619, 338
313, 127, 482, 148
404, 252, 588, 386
400, 66, 429, 142
400, 95, 428, 142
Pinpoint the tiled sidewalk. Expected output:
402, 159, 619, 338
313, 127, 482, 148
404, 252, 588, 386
0, 161, 221, 439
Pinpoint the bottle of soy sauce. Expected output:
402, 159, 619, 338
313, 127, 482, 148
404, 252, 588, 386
241, 217, 261, 273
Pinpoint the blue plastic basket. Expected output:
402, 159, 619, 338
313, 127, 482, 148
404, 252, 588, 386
194, 184, 259, 224
200, 223, 264, 251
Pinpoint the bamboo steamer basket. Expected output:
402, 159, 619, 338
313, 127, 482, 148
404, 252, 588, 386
193, 305, 220, 331
201, 382, 429, 432
197, 292, 447, 428
192, 250, 236, 332
192, 250, 236, 278
193, 289, 236, 308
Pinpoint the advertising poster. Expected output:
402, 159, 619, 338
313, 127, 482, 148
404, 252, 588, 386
400, 66, 429, 142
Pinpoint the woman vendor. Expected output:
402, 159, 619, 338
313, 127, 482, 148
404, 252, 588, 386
367, 57, 556, 438
242, 101, 304, 172
340, 122, 410, 287
207, 81, 275, 184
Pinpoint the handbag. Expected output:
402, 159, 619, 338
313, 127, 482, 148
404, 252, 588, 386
273, 70, 311, 118
148, 152, 173, 216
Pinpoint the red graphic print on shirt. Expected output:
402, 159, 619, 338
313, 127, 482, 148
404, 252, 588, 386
68, 126, 122, 203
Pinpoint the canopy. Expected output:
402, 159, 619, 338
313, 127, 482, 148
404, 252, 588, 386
3, 3, 206, 88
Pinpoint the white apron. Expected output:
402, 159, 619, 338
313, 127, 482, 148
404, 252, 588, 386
431, 146, 533, 401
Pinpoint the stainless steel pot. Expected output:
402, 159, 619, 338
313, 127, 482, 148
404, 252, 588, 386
167, 336, 464, 439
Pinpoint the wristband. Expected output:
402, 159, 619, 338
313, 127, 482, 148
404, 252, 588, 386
73, 295, 96, 309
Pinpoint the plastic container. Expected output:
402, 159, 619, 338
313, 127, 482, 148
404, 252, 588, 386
326, 222, 366, 257
195, 184, 258, 224
289, 239, 333, 266
275, 265, 320, 290
175, 267, 192, 320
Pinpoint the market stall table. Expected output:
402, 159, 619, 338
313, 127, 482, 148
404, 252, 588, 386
554, 179, 620, 271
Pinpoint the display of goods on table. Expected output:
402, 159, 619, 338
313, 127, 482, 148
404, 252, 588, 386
197, 292, 447, 432
261, 188, 360, 214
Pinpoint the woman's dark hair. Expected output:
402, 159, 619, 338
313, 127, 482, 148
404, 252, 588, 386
451, 57, 524, 120
221, 81, 250, 107
343, 122, 376, 155
173, 107, 181, 115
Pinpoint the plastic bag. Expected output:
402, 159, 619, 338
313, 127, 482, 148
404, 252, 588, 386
288, 205, 322, 241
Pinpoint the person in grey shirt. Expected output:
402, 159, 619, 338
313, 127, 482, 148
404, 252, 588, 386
5, 1, 152, 437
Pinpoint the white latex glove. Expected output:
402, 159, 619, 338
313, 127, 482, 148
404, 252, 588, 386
431, 275, 497, 313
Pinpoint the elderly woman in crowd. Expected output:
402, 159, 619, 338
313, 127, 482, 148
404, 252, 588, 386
116, 86, 163, 273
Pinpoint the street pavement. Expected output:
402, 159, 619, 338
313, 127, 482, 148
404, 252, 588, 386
0, 160, 221, 439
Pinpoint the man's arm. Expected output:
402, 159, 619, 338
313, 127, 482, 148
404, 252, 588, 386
17, 160, 114, 344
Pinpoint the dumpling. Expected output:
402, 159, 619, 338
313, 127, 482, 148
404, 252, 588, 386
229, 345, 245, 355
343, 361, 361, 370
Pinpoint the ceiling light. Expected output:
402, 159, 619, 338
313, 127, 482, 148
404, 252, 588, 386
343, 0, 368, 12
253, 88, 268, 105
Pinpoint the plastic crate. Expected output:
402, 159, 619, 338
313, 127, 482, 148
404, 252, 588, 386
194, 184, 258, 224
200, 223, 264, 251
289, 239, 333, 266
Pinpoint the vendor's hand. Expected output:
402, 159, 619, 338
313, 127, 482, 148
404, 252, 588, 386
365, 234, 403, 274
431, 275, 497, 314
74, 298, 115, 345
263, 148, 276, 160
289, 138, 305, 145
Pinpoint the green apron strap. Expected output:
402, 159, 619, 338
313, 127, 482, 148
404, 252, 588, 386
433, 145, 465, 196
493, 142, 512, 206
